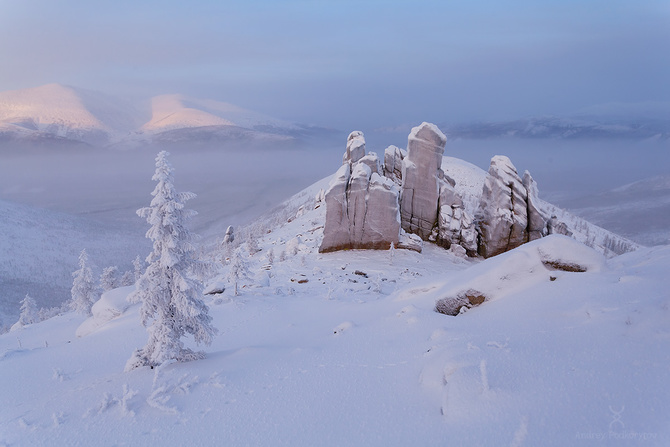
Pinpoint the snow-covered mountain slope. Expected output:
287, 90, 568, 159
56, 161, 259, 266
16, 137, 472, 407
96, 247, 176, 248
0, 85, 319, 148
0, 199, 150, 331
0, 84, 143, 145
562, 175, 670, 246
1, 180, 668, 446
140, 94, 300, 134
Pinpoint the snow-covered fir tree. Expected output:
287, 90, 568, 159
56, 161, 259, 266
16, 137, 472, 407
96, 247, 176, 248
126, 151, 216, 371
100, 266, 120, 291
132, 255, 144, 283
69, 249, 97, 316
18, 294, 38, 326
228, 246, 252, 296
120, 270, 134, 287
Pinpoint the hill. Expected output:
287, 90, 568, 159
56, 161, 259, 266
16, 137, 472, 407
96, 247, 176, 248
1, 176, 668, 445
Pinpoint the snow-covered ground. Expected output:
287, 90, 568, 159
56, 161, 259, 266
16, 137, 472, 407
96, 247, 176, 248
2, 184, 668, 446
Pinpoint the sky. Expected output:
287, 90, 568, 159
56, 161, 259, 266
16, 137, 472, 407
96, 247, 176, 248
0, 0, 669, 129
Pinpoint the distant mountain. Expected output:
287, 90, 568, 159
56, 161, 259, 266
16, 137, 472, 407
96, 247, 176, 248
0, 84, 141, 146
440, 103, 670, 141
0, 84, 333, 148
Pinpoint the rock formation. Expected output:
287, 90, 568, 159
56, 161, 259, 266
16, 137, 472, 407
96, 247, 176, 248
320, 123, 553, 258
523, 170, 547, 241
399, 123, 446, 240
476, 156, 550, 258
383, 145, 405, 185
320, 132, 401, 253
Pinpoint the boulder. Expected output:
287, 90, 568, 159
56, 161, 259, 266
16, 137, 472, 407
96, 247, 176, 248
223, 225, 234, 243
547, 215, 573, 237
398, 229, 423, 252
476, 156, 529, 258
400, 122, 447, 240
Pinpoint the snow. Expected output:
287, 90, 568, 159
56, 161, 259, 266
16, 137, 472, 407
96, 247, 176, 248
0, 84, 302, 146
76, 286, 135, 338
1, 183, 668, 445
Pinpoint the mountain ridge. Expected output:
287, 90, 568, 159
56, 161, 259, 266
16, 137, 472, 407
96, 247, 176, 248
0, 84, 327, 148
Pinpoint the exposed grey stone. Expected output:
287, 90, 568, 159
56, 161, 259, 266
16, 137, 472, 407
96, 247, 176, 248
320, 164, 352, 252
358, 152, 381, 175
359, 173, 401, 249
547, 215, 573, 237
343, 130, 366, 165
383, 145, 406, 185
522, 170, 548, 241
223, 225, 234, 243
397, 229, 423, 252
320, 155, 401, 253
400, 122, 447, 240
476, 155, 529, 258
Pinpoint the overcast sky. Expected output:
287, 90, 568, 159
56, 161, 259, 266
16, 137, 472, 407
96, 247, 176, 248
0, 0, 668, 129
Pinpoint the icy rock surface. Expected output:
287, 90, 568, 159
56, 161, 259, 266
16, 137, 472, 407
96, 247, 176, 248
383, 145, 406, 185
523, 170, 548, 241
320, 133, 401, 252
399, 122, 447, 240
321, 122, 565, 258
476, 155, 530, 258
342, 130, 366, 165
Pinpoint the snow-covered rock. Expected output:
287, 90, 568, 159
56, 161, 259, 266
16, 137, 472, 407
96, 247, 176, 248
522, 170, 548, 241
399, 122, 447, 240
75, 286, 135, 337
320, 150, 401, 252
383, 145, 406, 185
342, 131, 366, 165
320, 122, 638, 259
476, 155, 531, 258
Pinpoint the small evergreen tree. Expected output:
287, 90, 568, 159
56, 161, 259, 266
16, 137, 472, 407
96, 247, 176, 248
228, 246, 251, 296
132, 255, 144, 283
121, 270, 134, 287
100, 266, 120, 291
18, 294, 38, 326
69, 249, 97, 316
125, 151, 216, 371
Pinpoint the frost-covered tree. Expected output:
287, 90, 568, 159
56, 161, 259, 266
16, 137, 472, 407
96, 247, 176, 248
69, 249, 97, 316
228, 246, 251, 296
18, 294, 38, 326
125, 151, 216, 371
132, 255, 144, 283
100, 266, 120, 291
121, 270, 134, 287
